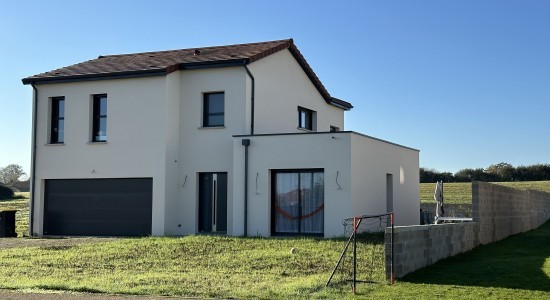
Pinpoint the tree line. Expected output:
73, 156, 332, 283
421, 163, 550, 183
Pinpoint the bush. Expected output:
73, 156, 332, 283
0, 184, 15, 200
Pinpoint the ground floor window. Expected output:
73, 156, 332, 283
272, 169, 324, 235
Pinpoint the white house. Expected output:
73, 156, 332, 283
22, 39, 419, 238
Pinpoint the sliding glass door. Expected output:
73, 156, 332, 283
272, 169, 324, 235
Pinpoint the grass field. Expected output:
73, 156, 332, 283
0, 222, 548, 299
420, 181, 550, 204
0, 235, 383, 299
0, 189, 549, 298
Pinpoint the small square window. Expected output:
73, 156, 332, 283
203, 92, 224, 127
50, 97, 65, 143
92, 94, 107, 142
298, 107, 314, 131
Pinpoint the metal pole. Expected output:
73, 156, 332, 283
441, 181, 444, 217
353, 216, 357, 294
390, 212, 395, 285
241, 139, 250, 236
29, 84, 38, 237
243, 65, 255, 135
326, 224, 354, 286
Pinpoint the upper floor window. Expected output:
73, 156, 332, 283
203, 92, 224, 127
92, 94, 107, 142
298, 106, 314, 131
50, 97, 65, 143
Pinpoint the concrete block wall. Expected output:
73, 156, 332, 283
386, 182, 550, 279
386, 223, 479, 279
473, 182, 550, 244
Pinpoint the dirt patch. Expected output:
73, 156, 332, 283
0, 237, 119, 250
0, 290, 194, 300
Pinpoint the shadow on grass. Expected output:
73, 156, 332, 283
0, 196, 27, 201
402, 220, 550, 292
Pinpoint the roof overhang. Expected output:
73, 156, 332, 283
22, 59, 249, 85
21, 39, 353, 110
22, 69, 166, 85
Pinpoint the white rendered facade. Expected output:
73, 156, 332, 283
28, 46, 419, 237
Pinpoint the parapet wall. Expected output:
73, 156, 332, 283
387, 182, 550, 279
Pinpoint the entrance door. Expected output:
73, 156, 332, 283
198, 173, 227, 233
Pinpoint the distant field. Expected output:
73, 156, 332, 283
493, 181, 550, 193
0, 192, 29, 237
420, 182, 472, 205
420, 181, 550, 205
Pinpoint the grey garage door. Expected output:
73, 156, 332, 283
44, 178, 152, 236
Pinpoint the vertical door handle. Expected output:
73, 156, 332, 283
213, 180, 217, 227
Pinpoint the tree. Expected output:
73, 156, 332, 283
423, 162, 550, 183
485, 162, 515, 181
0, 164, 27, 187
420, 168, 456, 183
454, 168, 496, 182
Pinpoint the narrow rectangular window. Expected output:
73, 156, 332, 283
203, 92, 224, 127
51, 97, 65, 143
92, 94, 107, 142
298, 107, 314, 131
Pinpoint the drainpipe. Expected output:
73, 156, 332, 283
243, 65, 255, 135
29, 83, 38, 237
241, 139, 250, 236
242, 62, 255, 237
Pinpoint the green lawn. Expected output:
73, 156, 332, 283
0, 235, 384, 299
399, 220, 550, 299
0, 192, 29, 237
1, 187, 549, 298
420, 181, 550, 204
0, 222, 549, 299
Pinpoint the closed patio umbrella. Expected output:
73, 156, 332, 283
434, 181, 444, 223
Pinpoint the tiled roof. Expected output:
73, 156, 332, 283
22, 39, 352, 109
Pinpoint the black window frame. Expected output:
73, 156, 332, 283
92, 94, 108, 142
271, 168, 325, 236
298, 106, 314, 131
50, 97, 65, 144
203, 92, 225, 127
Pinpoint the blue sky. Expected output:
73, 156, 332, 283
1, 0, 549, 175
